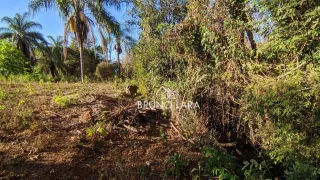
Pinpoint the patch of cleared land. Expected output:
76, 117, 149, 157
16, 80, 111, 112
0, 83, 201, 179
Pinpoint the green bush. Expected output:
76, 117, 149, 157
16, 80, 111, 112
242, 62, 320, 176
191, 146, 237, 180
242, 159, 272, 180
0, 88, 8, 100
165, 153, 186, 178
0, 41, 30, 77
0, 66, 54, 83
53, 94, 79, 107
284, 161, 320, 180
86, 121, 109, 138
95, 61, 116, 81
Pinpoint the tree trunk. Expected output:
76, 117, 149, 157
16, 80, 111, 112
170, 57, 174, 79
229, 0, 257, 56
117, 51, 121, 77
246, 29, 257, 56
79, 43, 84, 83
105, 46, 109, 64
50, 61, 56, 78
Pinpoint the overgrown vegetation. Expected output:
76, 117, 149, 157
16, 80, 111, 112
128, 0, 320, 178
0, 41, 30, 77
0, 0, 319, 179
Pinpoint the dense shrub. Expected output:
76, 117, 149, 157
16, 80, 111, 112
95, 61, 116, 81
130, 0, 320, 178
0, 41, 30, 77
242, 62, 320, 176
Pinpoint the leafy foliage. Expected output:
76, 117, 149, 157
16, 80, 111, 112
95, 61, 116, 81
242, 159, 272, 180
165, 153, 186, 178
0, 41, 29, 77
129, 0, 320, 179
242, 63, 320, 164
191, 147, 237, 179
0, 0, 319, 178
53, 94, 79, 107
29, 0, 122, 82
86, 121, 109, 138
0, 12, 47, 59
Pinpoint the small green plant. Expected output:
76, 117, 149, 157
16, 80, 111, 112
17, 108, 33, 128
0, 105, 6, 110
191, 146, 237, 180
53, 94, 79, 107
137, 163, 152, 180
160, 129, 168, 143
86, 121, 108, 138
26, 85, 35, 96
284, 161, 320, 180
165, 153, 186, 178
0, 88, 8, 100
242, 159, 272, 180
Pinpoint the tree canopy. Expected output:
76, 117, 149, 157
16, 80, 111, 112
0, 12, 47, 60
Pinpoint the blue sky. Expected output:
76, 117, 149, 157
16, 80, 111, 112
0, 0, 60, 38
0, 0, 138, 60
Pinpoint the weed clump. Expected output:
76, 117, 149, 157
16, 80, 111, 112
53, 94, 79, 107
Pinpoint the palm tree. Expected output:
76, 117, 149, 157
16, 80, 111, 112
35, 36, 67, 78
115, 32, 122, 77
47, 35, 64, 77
114, 29, 135, 77
0, 12, 47, 61
98, 26, 112, 63
29, 0, 121, 83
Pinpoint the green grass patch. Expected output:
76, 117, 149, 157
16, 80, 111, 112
53, 94, 80, 107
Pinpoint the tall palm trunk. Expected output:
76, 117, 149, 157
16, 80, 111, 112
79, 42, 84, 83
50, 61, 56, 78
117, 51, 121, 77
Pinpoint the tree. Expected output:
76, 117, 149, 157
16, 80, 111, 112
258, 0, 320, 62
47, 35, 64, 77
0, 40, 29, 77
29, 0, 121, 82
98, 26, 112, 63
227, 0, 257, 56
0, 12, 47, 61
114, 29, 136, 77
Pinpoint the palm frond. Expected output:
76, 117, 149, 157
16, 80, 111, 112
47, 35, 56, 46
92, 0, 122, 10
22, 21, 43, 31
20, 12, 31, 24
0, 32, 14, 39
63, 18, 72, 60
55, 36, 64, 45
26, 32, 47, 44
1, 16, 15, 26
83, 14, 97, 57
29, 0, 57, 14
98, 26, 108, 61
87, 1, 120, 35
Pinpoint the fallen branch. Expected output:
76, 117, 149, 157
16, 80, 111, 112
235, 148, 244, 158
211, 139, 237, 153
170, 122, 195, 144
123, 124, 139, 133
219, 142, 236, 147
106, 104, 137, 122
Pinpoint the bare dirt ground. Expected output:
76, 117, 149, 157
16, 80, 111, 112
0, 83, 202, 180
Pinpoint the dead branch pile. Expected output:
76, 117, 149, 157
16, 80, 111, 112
105, 103, 164, 133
